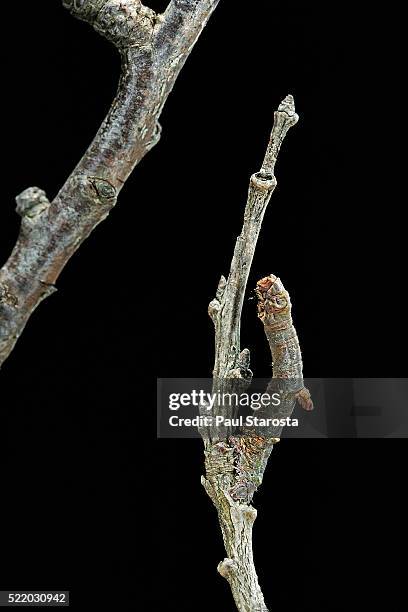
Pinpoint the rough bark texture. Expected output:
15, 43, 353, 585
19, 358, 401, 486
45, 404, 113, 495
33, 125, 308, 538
0, 0, 220, 367
202, 97, 312, 611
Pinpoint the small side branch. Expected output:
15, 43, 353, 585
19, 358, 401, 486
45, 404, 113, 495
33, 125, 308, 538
202, 474, 269, 612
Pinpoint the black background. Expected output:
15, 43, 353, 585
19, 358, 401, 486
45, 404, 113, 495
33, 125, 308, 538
0, 1, 406, 611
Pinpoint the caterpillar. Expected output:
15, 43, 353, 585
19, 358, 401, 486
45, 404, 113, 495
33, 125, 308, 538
227, 274, 313, 502
256, 274, 313, 411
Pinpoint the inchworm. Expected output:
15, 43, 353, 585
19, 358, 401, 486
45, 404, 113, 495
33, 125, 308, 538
227, 275, 313, 502
256, 273, 313, 412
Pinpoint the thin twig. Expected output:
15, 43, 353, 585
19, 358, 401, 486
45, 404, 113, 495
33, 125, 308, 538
208, 95, 299, 383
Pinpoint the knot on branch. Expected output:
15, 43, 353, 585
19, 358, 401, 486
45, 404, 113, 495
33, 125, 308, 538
16, 187, 50, 221
39, 281, 58, 301
89, 177, 117, 202
228, 348, 253, 381
216, 275, 227, 300
208, 298, 221, 323
208, 275, 227, 323
242, 505, 257, 523
63, 1, 156, 49
217, 558, 238, 579
146, 122, 162, 152
228, 480, 257, 502
250, 172, 277, 192
57, 176, 117, 220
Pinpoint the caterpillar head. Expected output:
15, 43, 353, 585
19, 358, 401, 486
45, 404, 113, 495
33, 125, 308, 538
256, 274, 291, 328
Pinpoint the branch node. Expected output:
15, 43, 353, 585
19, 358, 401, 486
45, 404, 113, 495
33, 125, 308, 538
250, 172, 277, 192
208, 298, 221, 323
242, 505, 258, 523
89, 177, 117, 202
229, 348, 253, 380
15, 187, 50, 220
217, 558, 238, 579
227, 366, 252, 382
146, 121, 162, 151
216, 275, 227, 300
238, 347, 250, 369
39, 281, 58, 296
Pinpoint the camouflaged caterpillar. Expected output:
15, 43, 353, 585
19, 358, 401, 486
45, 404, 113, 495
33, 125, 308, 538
256, 274, 313, 411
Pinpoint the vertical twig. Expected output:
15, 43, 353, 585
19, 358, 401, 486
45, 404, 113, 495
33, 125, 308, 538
202, 96, 311, 612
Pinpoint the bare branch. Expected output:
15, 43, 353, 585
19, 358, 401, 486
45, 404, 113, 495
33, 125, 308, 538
209, 95, 299, 382
0, 0, 220, 367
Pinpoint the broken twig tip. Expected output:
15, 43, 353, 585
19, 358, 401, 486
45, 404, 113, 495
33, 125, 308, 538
279, 94, 296, 116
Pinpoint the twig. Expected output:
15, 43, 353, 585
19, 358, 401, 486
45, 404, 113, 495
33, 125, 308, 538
0, 0, 220, 367
201, 96, 311, 612
208, 95, 299, 383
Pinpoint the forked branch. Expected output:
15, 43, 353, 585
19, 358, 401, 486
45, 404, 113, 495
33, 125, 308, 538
202, 96, 311, 612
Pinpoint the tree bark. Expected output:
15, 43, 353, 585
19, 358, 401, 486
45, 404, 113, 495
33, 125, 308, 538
0, 0, 220, 367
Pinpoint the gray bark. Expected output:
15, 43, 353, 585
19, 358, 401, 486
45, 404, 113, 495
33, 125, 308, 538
202, 97, 312, 611
0, 0, 220, 367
